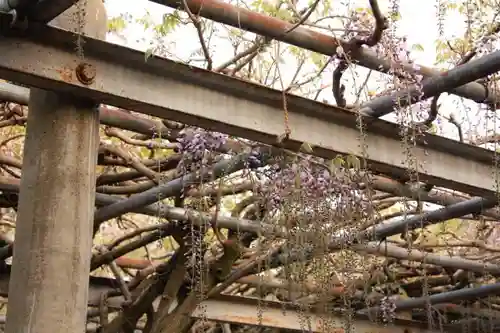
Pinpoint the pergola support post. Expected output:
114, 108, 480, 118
4, 1, 106, 333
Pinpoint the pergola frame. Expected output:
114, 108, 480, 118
0, 1, 498, 333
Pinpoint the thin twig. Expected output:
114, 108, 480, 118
181, 0, 213, 70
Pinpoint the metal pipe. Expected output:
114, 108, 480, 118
0, 81, 28, 103
94, 193, 496, 250
97, 191, 498, 270
366, 197, 497, 241
0, 175, 276, 238
96, 175, 500, 221
94, 190, 496, 246
0, 0, 13, 12
371, 176, 500, 220
0, 0, 88, 24
354, 242, 500, 275
153, 0, 497, 107
1, 175, 499, 276
0, 0, 32, 12
361, 282, 500, 315
93, 152, 268, 223
94, 193, 275, 236
29, 0, 80, 23
272, 197, 497, 266
0, 81, 173, 138
360, 50, 500, 117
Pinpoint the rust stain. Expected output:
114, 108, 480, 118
75, 62, 96, 85
184, 0, 340, 49
114, 256, 155, 269
330, 286, 345, 295
316, 318, 345, 333
55, 65, 74, 83
228, 315, 281, 326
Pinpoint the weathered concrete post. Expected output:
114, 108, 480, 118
5, 1, 107, 333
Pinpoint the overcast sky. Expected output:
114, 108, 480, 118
104, 0, 462, 65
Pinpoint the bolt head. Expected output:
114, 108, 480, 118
75, 63, 96, 85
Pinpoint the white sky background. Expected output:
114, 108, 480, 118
102, 0, 499, 143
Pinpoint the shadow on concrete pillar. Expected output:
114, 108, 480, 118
5, 1, 107, 333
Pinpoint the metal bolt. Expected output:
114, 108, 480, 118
75, 62, 96, 85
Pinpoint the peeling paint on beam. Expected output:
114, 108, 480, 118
193, 295, 443, 333
0, 268, 447, 333
0, 19, 497, 197
0, 266, 484, 333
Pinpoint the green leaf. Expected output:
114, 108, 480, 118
107, 16, 127, 33
390, 11, 402, 21
144, 47, 154, 62
139, 147, 151, 159
250, 0, 263, 10
136, 12, 154, 30
321, 0, 331, 15
229, 28, 243, 37
154, 12, 180, 36
345, 154, 361, 169
428, 123, 438, 134
434, 53, 446, 65
289, 46, 304, 58
328, 155, 344, 173
261, 1, 277, 15
411, 43, 424, 52
300, 142, 314, 153
439, 218, 462, 233
435, 39, 447, 51
276, 8, 294, 21
310, 52, 326, 69
446, 3, 457, 10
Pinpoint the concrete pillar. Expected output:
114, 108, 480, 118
5, 2, 107, 333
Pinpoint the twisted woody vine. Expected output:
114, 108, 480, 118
0, 0, 498, 332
